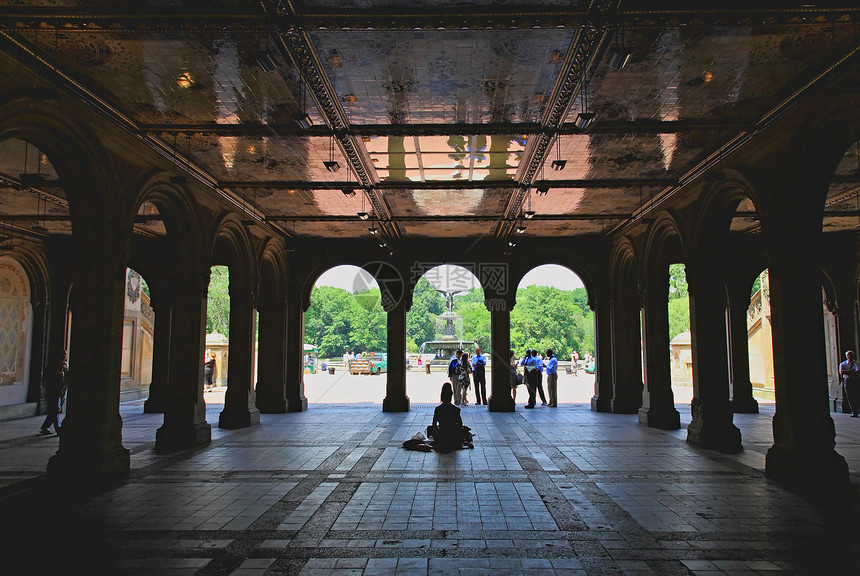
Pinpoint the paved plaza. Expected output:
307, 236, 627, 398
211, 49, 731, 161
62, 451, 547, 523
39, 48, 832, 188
1, 374, 859, 576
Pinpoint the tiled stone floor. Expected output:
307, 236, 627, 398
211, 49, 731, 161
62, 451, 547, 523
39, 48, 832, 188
1, 398, 859, 575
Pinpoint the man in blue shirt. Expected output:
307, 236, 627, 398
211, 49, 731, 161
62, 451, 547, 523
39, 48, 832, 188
532, 349, 548, 406
521, 349, 536, 408
545, 349, 559, 407
472, 346, 488, 405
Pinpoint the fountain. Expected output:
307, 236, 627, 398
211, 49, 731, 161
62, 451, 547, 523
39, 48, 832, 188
416, 289, 476, 366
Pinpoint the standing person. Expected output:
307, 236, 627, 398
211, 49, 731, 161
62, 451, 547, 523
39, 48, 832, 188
545, 349, 558, 407
521, 349, 537, 408
472, 346, 487, 405
448, 349, 463, 405
343, 349, 352, 371
532, 349, 548, 406
839, 350, 860, 417
39, 351, 67, 435
510, 350, 522, 402
457, 351, 473, 405
570, 350, 578, 375
204, 350, 217, 390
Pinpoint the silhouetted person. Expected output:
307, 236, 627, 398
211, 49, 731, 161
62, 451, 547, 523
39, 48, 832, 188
840, 350, 860, 417
431, 382, 464, 453
39, 351, 67, 435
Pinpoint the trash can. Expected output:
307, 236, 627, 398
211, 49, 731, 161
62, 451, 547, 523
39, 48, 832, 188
329, 367, 335, 374
425, 363, 431, 375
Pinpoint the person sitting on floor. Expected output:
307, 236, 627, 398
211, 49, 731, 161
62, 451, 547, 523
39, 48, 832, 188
427, 382, 473, 452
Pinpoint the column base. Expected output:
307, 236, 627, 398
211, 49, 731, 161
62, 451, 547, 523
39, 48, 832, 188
218, 407, 261, 429
488, 394, 515, 412
611, 396, 642, 414
256, 395, 287, 414
766, 444, 851, 501
382, 395, 409, 412
638, 405, 680, 430
590, 395, 612, 413
155, 421, 212, 453
286, 395, 308, 412
686, 418, 742, 453
730, 397, 759, 414
47, 444, 130, 497
143, 397, 165, 413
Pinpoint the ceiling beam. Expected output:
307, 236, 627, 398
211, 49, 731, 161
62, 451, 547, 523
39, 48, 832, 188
221, 178, 677, 190
1, 5, 855, 32
139, 119, 752, 138
265, 213, 633, 223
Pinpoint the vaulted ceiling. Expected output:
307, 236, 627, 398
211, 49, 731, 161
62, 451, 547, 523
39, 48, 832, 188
0, 1, 858, 246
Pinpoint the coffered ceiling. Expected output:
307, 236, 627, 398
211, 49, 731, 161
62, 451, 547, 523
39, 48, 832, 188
0, 1, 858, 244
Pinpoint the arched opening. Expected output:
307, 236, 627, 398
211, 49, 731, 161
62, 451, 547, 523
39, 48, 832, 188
406, 264, 486, 405
0, 256, 34, 413
514, 264, 591, 406
303, 264, 387, 403
118, 267, 154, 403
667, 261, 693, 407
205, 264, 230, 394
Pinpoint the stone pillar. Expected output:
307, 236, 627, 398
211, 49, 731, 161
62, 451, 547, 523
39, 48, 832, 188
639, 279, 680, 430
488, 304, 515, 412
47, 239, 130, 493
686, 266, 742, 452
256, 295, 288, 413
143, 287, 172, 414
383, 299, 409, 412
611, 289, 644, 414
726, 279, 758, 414
25, 294, 48, 406
219, 281, 261, 428
284, 283, 307, 412
155, 272, 212, 452
591, 294, 613, 412
765, 250, 849, 494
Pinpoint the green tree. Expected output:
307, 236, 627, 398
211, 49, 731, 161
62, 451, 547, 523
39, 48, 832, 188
509, 285, 591, 358
406, 277, 445, 349
454, 291, 490, 350
206, 265, 230, 337
305, 285, 387, 358
667, 263, 690, 341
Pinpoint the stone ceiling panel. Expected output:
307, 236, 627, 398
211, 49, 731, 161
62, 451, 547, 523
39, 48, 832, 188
309, 28, 576, 125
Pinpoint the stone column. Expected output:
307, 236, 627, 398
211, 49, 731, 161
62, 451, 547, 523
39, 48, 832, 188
726, 279, 758, 414
219, 281, 261, 428
611, 289, 644, 414
47, 239, 130, 492
143, 286, 172, 414
591, 294, 613, 412
383, 299, 409, 412
284, 283, 308, 412
155, 272, 212, 452
686, 266, 742, 452
256, 295, 288, 413
488, 303, 515, 412
765, 250, 849, 494
639, 279, 680, 429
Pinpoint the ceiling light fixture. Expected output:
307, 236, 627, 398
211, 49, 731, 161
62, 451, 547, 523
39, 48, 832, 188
294, 82, 312, 129
324, 135, 340, 172
575, 67, 596, 130
608, 29, 633, 71
515, 225, 526, 234
523, 211, 535, 219
368, 227, 379, 235
342, 188, 355, 197
535, 184, 550, 195
508, 240, 517, 247
550, 135, 566, 171
357, 212, 369, 220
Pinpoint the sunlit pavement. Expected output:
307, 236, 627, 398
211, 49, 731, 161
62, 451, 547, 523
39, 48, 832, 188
301, 368, 696, 406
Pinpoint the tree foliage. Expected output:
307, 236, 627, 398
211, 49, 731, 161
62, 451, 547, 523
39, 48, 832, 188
667, 263, 690, 341
508, 285, 592, 358
206, 265, 231, 337
304, 285, 387, 357
406, 277, 445, 352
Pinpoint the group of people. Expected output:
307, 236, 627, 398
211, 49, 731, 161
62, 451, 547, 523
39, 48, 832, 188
510, 348, 559, 408
39, 351, 68, 435
446, 347, 487, 406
